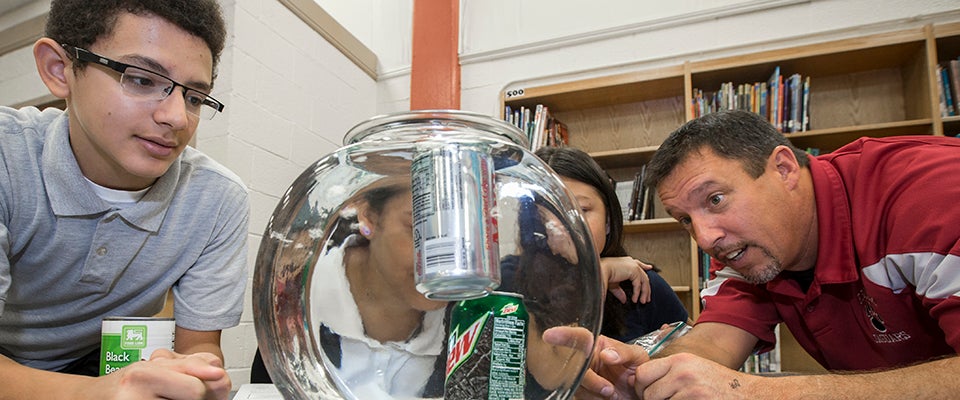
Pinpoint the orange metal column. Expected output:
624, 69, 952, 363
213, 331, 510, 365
410, 0, 460, 110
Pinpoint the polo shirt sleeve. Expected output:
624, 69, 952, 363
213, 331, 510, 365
0, 145, 10, 316
876, 196, 960, 352
696, 264, 782, 353
920, 250, 960, 352
852, 137, 960, 353
0, 223, 9, 316
172, 184, 250, 331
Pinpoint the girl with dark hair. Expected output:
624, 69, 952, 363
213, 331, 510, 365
535, 146, 689, 342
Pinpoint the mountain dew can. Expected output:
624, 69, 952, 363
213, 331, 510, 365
100, 317, 175, 375
445, 291, 527, 400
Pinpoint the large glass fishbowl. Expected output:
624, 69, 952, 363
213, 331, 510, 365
253, 110, 604, 399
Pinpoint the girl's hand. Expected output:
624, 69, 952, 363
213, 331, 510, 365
600, 257, 654, 304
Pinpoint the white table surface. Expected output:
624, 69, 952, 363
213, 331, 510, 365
232, 384, 283, 400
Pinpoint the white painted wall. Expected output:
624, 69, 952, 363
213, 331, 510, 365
314, 0, 412, 74
453, 0, 960, 117
365, 0, 960, 114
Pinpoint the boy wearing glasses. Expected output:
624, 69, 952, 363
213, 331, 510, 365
0, 1, 248, 399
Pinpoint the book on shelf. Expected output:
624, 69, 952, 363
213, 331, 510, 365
789, 73, 803, 133
532, 104, 545, 148
639, 184, 655, 220
503, 103, 569, 150
939, 59, 960, 118
950, 60, 960, 116
691, 66, 809, 134
622, 165, 657, 222
628, 168, 643, 221
941, 64, 956, 117
801, 76, 810, 131
769, 66, 781, 129
937, 64, 952, 117
698, 248, 711, 292
615, 180, 635, 222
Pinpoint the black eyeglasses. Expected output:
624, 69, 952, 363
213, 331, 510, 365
61, 44, 224, 120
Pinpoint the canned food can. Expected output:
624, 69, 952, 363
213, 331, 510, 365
411, 144, 500, 300
445, 291, 527, 400
100, 317, 175, 375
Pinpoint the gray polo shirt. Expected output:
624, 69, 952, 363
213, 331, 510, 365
0, 106, 250, 371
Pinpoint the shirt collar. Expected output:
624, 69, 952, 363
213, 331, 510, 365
807, 156, 860, 285
765, 156, 860, 297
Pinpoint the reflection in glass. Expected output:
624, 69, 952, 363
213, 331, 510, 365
253, 111, 603, 399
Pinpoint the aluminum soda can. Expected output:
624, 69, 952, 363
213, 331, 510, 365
411, 143, 500, 300
444, 291, 528, 400
100, 317, 175, 375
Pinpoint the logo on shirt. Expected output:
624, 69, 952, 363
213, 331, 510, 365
858, 289, 913, 344
858, 289, 886, 332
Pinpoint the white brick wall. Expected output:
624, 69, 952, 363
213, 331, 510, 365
0, 45, 49, 106
207, 0, 377, 388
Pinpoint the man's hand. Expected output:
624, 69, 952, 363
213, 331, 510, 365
635, 353, 757, 400
542, 327, 649, 400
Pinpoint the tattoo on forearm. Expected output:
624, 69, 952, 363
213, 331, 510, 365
729, 378, 741, 389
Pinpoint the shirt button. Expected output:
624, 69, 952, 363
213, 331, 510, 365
806, 305, 815, 313
96, 247, 108, 256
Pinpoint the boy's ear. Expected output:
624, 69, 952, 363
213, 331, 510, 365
33, 38, 71, 99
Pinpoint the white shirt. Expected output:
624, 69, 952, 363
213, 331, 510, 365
309, 243, 445, 399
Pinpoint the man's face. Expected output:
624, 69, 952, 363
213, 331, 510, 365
658, 148, 798, 284
65, 12, 214, 190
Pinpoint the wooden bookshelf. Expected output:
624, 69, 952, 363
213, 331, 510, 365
502, 21, 960, 372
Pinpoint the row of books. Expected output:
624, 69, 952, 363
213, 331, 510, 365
936, 58, 960, 117
692, 66, 810, 134
741, 347, 781, 374
503, 104, 569, 151
614, 165, 656, 222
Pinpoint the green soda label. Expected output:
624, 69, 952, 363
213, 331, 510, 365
446, 313, 489, 375
445, 292, 527, 400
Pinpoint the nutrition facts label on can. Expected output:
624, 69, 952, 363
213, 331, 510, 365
490, 313, 526, 399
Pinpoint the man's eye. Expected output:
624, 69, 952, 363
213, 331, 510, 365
709, 193, 724, 206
